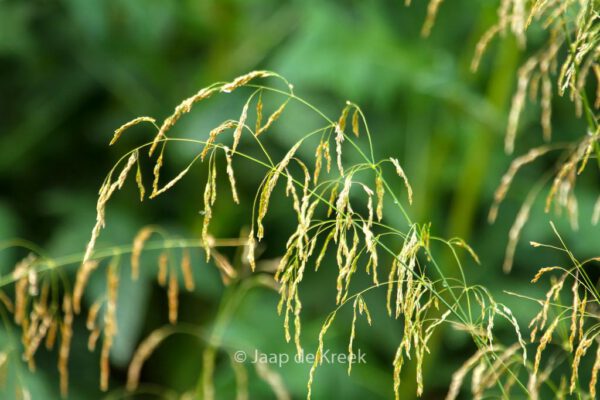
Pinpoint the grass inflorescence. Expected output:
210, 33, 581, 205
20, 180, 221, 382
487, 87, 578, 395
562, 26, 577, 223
0, 1, 599, 397
0, 71, 528, 399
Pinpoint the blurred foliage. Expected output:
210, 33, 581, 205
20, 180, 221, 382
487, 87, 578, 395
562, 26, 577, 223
0, 0, 597, 398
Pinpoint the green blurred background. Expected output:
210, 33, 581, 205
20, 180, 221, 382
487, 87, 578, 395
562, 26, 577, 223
0, 0, 597, 398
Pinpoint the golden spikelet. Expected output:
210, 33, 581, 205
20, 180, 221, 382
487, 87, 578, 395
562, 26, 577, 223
220, 71, 274, 93
568, 276, 580, 351
335, 230, 359, 304
421, 0, 444, 37
335, 122, 345, 176
506, 58, 538, 154
347, 296, 372, 375
386, 258, 398, 316
255, 92, 263, 133
131, 226, 155, 281
577, 293, 586, 343
362, 222, 379, 285
315, 229, 335, 272
151, 147, 164, 197
527, 370, 539, 400
27, 267, 38, 297
210, 156, 217, 205
88, 328, 100, 351
534, 273, 566, 333
118, 151, 138, 190
202, 165, 215, 259
100, 264, 119, 391
87, 300, 102, 331
351, 108, 360, 137
533, 316, 559, 376
83, 220, 102, 268
389, 158, 413, 204
24, 308, 40, 370
470, 361, 486, 399
224, 147, 239, 204
499, 305, 527, 363
392, 342, 405, 400
358, 297, 372, 325
307, 312, 336, 400
149, 86, 217, 156
256, 99, 289, 136
486, 310, 495, 351
21, 317, 32, 369
540, 72, 553, 141
578, 130, 599, 175
25, 313, 53, 366
293, 292, 303, 356
232, 102, 250, 153
471, 24, 503, 72
324, 185, 338, 217
449, 238, 481, 265
135, 159, 145, 201
13, 253, 36, 321
591, 343, 600, 398
528, 71, 541, 101
168, 270, 179, 324
545, 139, 587, 213
594, 64, 600, 109
201, 120, 236, 161
246, 230, 257, 271
58, 295, 73, 397
73, 260, 99, 313
256, 142, 302, 240
14, 274, 27, 324
347, 298, 359, 375
157, 251, 168, 286
313, 141, 324, 184
45, 319, 57, 350
200, 162, 219, 249
322, 140, 332, 175
150, 164, 193, 199
570, 337, 592, 394
415, 341, 425, 397
110, 116, 156, 146
531, 266, 561, 283
375, 174, 384, 221
338, 103, 350, 133
39, 280, 49, 310
180, 249, 195, 291
335, 174, 353, 235
509, 0, 526, 46
84, 152, 138, 264
126, 327, 173, 391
